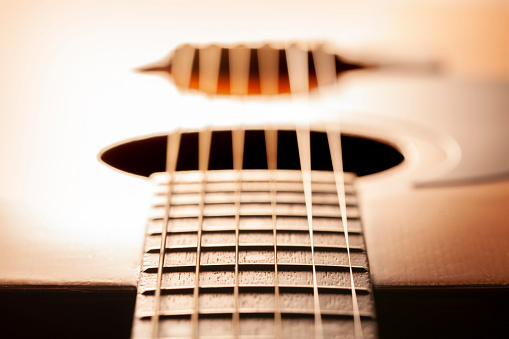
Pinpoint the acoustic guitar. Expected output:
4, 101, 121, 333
0, 1, 507, 338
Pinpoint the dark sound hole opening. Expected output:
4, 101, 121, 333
100, 130, 404, 178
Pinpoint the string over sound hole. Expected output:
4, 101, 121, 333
100, 129, 404, 178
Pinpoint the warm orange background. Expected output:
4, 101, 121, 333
0, 0, 507, 286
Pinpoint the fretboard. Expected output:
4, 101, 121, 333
131, 170, 377, 339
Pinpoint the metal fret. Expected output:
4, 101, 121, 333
141, 284, 372, 296
151, 203, 359, 219
154, 191, 357, 206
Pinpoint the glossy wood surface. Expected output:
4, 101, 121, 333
0, 0, 508, 292
360, 176, 509, 287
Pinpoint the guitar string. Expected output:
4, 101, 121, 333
151, 132, 181, 339
199, 45, 222, 95
191, 129, 212, 339
265, 128, 283, 338
287, 43, 324, 339
232, 128, 245, 338
229, 47, 250, 338
312, 47, 364, 338
229, 45, 250, 96
297, 128, 324, 339
258, 46, 284, 338
189, 48, 220, 338
327, 130, 364, 338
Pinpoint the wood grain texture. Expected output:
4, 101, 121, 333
361, 177, 509, 287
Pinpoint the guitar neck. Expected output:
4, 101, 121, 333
131, 168, 377, 338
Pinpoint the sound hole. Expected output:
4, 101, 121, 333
100, 130, 403, 177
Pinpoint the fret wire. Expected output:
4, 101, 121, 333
191, 130, 212, 339
265, 129, 283, 338
296, 128, 324, 339
232, 129, 245, 338
327, 129, 364, 338
151, 132, 181, 339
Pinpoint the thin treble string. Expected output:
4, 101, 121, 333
189, 46, 220, 338
191, 129, 212, 339
327, 130, 363, 338
258, 45, 284, 339
229, 46, 250, 96
151, 132, 181, 339
265, 128, 283, 339
287, 43, 324, 339
232, 128, 245, 339
296, 129, 324, 339
229, 46, 250, 338
313, 47, 364, 338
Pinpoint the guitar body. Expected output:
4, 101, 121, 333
0, 1, 507, 338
